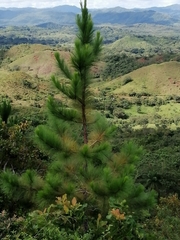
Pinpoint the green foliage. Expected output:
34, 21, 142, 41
0, 48, 6, 66
117, 98, 132, 109
145, 194, 180, 239
0, 194, 153, 239
133, 127, 180, 197
122, 76, 133, 86
105, 197, 151, 239
0, 210, 24, 239
0, 1, 156, 238
89, 142, 156, 215
0, 121, 47, 174
0, 169, 44, 213
112, 125, 180, 199
102, 51, 180, 80
1, 5, 180, 239
36, 0, 103, 147
2, 194, 180, 239
102, 53, 142, 79
0, 99, 11, 124
33, 0, 156, 216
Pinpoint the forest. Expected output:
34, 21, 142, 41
0, 0, 180, 239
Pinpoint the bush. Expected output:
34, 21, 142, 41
0, 194, 152, 239
122, 76, 133, 86
113, 109, 129, 119
0, 99, 11, 124
117, 98, 132, 109
145, 194, 180, 239
0, 121, 48, 175
0, 210, 23, 239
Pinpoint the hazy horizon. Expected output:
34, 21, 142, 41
0, 0, 180, 10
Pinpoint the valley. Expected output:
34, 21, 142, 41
0, 5, 180, 238
0, 23, 180, 129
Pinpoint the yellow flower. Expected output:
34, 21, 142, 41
111, 208, 125, 220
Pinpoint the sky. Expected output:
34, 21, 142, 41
0, 0, 180, 9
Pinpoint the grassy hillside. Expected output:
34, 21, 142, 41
1, 44, 104, 79
93, 61, 180, 129
0, 45, 61, 120
110, 35, 152, 52
2, 44, 68, 79
0, 43, 180, 127
0, 44, 103, 120
100, 61, 180, 96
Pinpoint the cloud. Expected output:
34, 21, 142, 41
0, 0, 179, 9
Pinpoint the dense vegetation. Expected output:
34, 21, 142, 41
102, 52, 180, 79
0, 1, 180, 239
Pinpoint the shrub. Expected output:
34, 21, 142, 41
0, 99, 12, 124
122, 76, 133, 86
145, 194, 180, 239
0, 194, 152, 239
113, 109, 129, 119
0, 210, 24, 239
117, 98, 132, 109
0, 121, 47, 174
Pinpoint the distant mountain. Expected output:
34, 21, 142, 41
92, 10, 177, 25
36, 22, 62, 29
0, 4, 180, 26
51, 5, 80, 13
150, 4, 180, 12
149, 4, 180, 19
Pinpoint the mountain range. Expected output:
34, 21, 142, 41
0, 4, 180, 26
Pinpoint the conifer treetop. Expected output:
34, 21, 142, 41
51, 0, 103, 144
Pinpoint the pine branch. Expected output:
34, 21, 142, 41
47, 96, 80, 122
54, 52, 72, 80
93, 31, 103, 57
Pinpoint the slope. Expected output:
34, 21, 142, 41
98, 61, 180, 96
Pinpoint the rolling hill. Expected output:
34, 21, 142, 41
0, 44, 180, 124
2, 44, 68, 78
99, 61, 180, 96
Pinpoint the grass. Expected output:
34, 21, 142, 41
108, 35, 153, 52
125, 105, 154, 116
96, 61, 180, 96
93, 58, 180, 127
3, 44, 75, 77
159, 103, 180, 118
1, 43, 180, 126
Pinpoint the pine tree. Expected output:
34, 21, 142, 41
50, 0, 102, 145
35, 0, 115, 206
34, 0, 156, 215
35, 0, 109, 174
0, 0, 156, 218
